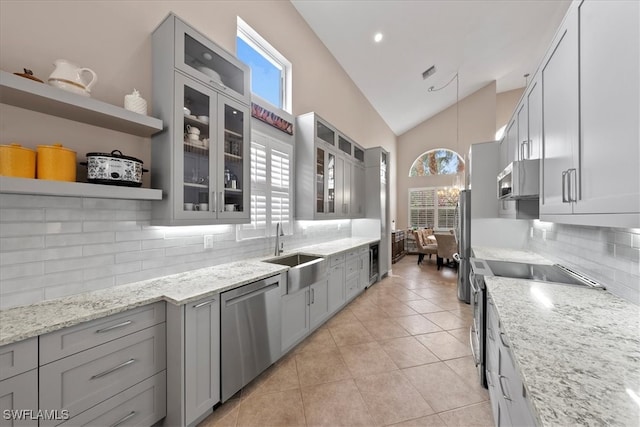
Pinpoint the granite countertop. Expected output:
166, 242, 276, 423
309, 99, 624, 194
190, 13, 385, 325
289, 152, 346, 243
472, 245, 554, 265
486, 276, 640, 426
0, 237, 379, 346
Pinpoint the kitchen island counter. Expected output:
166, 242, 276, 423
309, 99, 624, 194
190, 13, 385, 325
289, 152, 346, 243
0, 237, 379, 346
486, 276, 640, 426
472, 245, 554, 264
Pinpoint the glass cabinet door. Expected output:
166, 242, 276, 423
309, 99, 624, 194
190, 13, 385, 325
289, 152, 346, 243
174, 18, 250, 104
316, 147, 325, 214
176, 75, 216, 219
316, 120, 335, 146
327, 151, 336, 214
217, 96, 250, 219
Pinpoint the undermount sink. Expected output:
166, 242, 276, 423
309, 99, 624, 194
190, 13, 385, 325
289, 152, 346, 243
264, 253, 326, 293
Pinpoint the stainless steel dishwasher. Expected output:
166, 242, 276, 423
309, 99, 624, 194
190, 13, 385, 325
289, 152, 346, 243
220, 274, 282, 402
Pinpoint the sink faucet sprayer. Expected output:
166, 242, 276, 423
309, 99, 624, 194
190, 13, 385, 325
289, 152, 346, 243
274, 222, 285, 256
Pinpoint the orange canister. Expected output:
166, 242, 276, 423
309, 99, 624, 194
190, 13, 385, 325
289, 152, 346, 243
37, 143, 77, 182
0, 143, 36, 178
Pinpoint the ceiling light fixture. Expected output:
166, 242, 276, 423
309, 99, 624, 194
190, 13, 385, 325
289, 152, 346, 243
374, 32, 383, 43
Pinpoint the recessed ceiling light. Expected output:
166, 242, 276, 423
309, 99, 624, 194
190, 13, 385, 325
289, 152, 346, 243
374, 32, 383, 43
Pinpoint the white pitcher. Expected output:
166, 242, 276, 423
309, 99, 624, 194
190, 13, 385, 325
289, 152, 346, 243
48, 59, 97, 94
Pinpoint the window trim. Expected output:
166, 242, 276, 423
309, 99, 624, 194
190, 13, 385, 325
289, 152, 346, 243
408, 148, 464, 177
237, 17, 292, 113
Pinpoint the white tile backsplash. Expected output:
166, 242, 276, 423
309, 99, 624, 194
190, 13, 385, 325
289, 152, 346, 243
528, 221, 640, 304
0, 194, 351, 309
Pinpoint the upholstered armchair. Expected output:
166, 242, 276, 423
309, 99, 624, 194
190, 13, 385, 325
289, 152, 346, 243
434, 233, 458, 270
413, 229, 437, 265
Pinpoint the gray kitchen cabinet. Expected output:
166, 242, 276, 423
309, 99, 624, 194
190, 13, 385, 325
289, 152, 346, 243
39, 324, 166, 425
0, 370, 38, 427
525, 75, 542, 161
352, 162, 366, 218
540, 4, 579, 216
165, 295, 221, 427
152, 14, 250, 226
486, 294, 537, 427
0, 338, 38, 427
328, 262, 346, 314
296, 112, 366, 220
358, 246, 370, 291
572, 0, 639, 222
344, 249, 360, 301
185, 296, 220, 425
537, 0, 639, 227
281, 279, 329, 353
57, 372, 166, 427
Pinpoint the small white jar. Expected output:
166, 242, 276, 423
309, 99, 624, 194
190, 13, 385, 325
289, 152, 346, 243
124, 89, 147, 115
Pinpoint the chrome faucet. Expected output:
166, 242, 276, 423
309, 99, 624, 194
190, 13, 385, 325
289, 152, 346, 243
274, 222, 285, 256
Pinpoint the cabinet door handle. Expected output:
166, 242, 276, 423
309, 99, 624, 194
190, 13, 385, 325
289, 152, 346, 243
307, 289, 311, 306
110, 411, 136, 427
521, 140, 529, 160
95, 320, 132, 334
91, 359, 136, 380
567, 168, 577, 202
487, 325, 495, 341
212, 192, 217, 213
311, 288, 315, 304
561, 170, 569, 203
219, 191, 223, 212
486, 370, 493, 388
498, 375, 513, 401
193, 298, 216, 308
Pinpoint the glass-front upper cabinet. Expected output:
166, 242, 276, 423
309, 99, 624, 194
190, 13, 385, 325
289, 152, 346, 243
315, 146, 336, 216
179, 78, 215, 220
217, 96, 249, 220
338, 135, 352, 156
173, 16, 250, 104
316, 119, 336, 146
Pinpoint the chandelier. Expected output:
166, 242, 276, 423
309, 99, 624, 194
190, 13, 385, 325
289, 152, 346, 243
437, 186, 460, 205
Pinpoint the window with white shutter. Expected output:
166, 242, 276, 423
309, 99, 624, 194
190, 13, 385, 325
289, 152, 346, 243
408, 187, 459, 230
239, 130, 293, 240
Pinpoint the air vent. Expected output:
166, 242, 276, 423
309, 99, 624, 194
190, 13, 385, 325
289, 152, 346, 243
422, 65, 436, 80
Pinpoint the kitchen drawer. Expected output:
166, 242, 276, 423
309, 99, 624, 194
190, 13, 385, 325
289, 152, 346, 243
39, 324, 166, 424
40, 302, 165, 364
0, 337, 37, 381
328, 253, 345, 267
57, 371, 166, 427
345, 257, 359, 278
345, 276, 359, 300
0, 369, 38, 427
345, 249, 358, 260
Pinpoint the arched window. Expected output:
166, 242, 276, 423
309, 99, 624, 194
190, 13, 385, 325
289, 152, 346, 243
409, 149, 464, 177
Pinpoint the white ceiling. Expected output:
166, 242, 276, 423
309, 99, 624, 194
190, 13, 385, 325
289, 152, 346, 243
291, 0, 572, 136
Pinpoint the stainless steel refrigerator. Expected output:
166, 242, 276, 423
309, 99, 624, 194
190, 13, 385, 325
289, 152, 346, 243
457, 189, 471, 303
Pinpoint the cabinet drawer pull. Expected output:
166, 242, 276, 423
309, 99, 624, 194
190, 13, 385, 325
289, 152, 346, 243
193, 299, 216, 308
110, 411, 136, 427
498, 375, 512, 401
499, 332, 510, 348
568, 168, 577, 202
311, 288, 315, 304
562, 170, 569, 203
95, 320, 132, 334
91, 359, 136, 380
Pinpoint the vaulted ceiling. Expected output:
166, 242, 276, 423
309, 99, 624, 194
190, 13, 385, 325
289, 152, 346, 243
291, 0, 572, 135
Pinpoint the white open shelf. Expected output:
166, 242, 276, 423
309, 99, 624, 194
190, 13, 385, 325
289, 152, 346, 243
0, 176, 163, 200
0, 71, 163, 137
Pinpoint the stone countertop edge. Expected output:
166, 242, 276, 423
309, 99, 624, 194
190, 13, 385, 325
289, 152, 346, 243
471, 246, 554, 265
485, 277, 640, 426
0, 237, 379, 346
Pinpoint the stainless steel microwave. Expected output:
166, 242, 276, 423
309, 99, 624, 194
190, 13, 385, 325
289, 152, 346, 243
497, 159, 540, 200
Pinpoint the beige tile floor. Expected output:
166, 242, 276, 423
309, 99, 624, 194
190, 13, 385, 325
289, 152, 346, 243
199, 255, 494, 427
